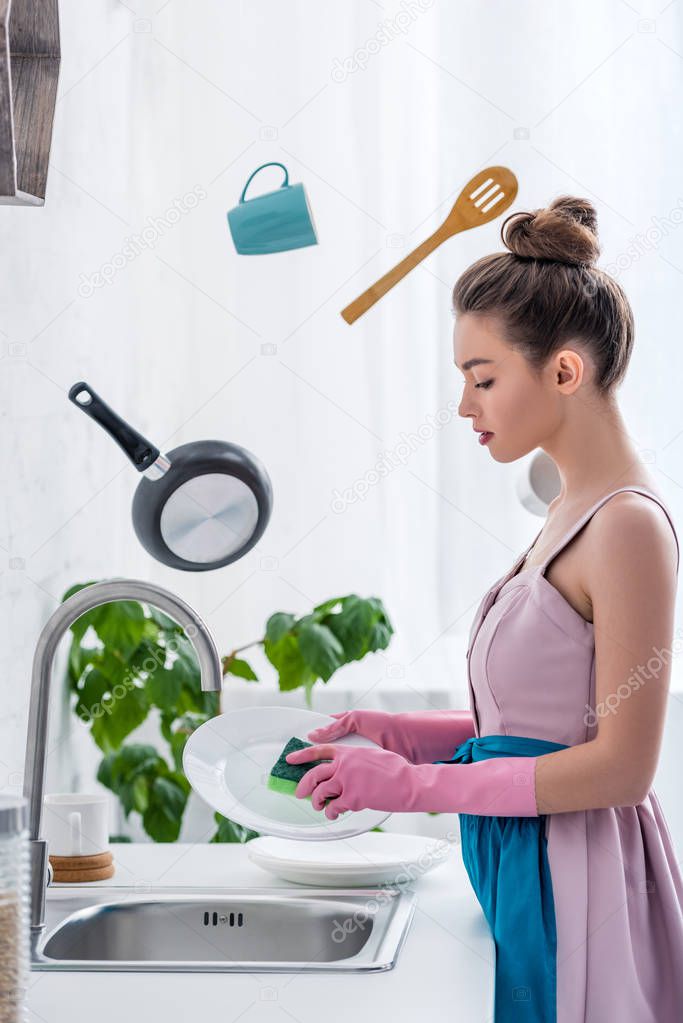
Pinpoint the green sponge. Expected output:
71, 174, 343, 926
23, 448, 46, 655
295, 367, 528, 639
267, 736, 331, 802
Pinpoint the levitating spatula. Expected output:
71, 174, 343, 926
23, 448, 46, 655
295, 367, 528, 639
341, 165, 518, 325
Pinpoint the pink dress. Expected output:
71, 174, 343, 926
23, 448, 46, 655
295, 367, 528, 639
465, 485, 683, 1022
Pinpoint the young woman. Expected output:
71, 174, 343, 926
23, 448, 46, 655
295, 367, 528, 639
286, 196, 683, 1022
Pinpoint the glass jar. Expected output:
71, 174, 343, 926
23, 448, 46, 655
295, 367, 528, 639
0, 797, 29, 1023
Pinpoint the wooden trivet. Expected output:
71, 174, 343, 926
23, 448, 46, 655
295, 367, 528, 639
49, 850, 113, 870
50, 862, 115, 882
49, 850, 115, 882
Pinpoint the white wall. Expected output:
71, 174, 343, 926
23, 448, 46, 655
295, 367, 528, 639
2, 0, 682, 848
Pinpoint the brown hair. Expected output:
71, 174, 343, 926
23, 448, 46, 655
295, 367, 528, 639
451, 195, 634, 395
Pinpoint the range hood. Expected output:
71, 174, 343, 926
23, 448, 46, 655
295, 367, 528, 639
0, 0, 60, 205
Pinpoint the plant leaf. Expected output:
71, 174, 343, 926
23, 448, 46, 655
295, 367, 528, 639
210, 812, 259, 843
264, 632, 317, 693
145, 657, 183, 711
96, 753, 115, 791
169, 636, 199, 684
163, 637, 217, 717
324, 595, 394, 662
265, 612, 296, 644
147, 606, 181, 633
69, 607, 105, 646
298, 622, 344, 682
67, 640, 90, 686
101, 744, 160, 787
74, 667, 110, 723
143, 776, 188, 842
96, 744, 162, 818
132, 774, 149, 814
90, 684, 150, 754
92, 647, 130, 687
367, 620, 393, 652
222, 655, 258, 681
129, 638, 167, 676
312, 596, 344, 615
324, 595, 374, 661
90, 601, 146, 659
159, 711, 175, 745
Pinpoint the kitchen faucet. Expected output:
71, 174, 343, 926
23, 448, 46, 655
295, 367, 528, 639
22, 579, 223, 940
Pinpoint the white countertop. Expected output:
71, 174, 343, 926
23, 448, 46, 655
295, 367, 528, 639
26, 840, 494, 1023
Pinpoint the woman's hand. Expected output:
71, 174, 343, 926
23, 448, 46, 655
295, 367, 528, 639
307, 708, 477, 764
286, 742, 412, 820
286, 742, 540, 819
307, 710, 389, 744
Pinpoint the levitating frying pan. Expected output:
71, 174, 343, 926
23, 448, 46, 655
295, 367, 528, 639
68, 382, 273, 572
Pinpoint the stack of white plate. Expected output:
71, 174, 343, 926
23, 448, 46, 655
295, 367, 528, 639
247, 831, 453, 887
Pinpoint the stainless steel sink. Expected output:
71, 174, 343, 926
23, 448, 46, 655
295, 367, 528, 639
32, 883, 416, 973
23, 583, 416, 976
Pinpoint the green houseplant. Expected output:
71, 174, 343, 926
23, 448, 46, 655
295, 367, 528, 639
63, 582, 394, 843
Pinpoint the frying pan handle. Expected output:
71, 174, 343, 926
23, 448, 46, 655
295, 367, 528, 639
68, 381, 161, 473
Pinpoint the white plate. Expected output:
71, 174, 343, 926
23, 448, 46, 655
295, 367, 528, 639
247, 832, 453, 886
183, 706, 392, 840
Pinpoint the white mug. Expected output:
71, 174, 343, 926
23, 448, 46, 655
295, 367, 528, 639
43, 793, 110, 857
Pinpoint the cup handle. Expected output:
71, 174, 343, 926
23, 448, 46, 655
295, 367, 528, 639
69, 811, 82, 855
239, 162, 289, 203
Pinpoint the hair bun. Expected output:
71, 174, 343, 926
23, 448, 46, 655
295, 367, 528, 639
501, 195, 600, 266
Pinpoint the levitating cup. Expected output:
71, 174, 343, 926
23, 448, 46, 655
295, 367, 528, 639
227, 162, 318, 255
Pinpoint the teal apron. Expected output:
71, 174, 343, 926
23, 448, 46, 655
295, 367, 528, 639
434, 734, 569, 1023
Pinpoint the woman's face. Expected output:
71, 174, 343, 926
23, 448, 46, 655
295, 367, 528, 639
453, 312, 573, 463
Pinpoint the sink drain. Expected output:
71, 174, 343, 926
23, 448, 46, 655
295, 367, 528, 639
203, 910, 244, 927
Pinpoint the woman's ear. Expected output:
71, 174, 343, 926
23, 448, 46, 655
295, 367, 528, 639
555, 348, 585, 392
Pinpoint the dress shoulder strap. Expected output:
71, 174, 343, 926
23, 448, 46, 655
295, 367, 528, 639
538, 485, 680, 577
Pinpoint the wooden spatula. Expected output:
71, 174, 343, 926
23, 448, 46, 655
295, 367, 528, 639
341, 165, 518, 324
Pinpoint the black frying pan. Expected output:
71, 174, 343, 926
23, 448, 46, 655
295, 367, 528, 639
68, 381, 273, 572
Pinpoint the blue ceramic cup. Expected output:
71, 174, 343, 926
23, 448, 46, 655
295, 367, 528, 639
227, 162, 318, 255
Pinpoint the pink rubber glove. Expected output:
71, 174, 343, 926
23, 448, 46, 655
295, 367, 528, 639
306, 709, 476, 764
286, 742, 538, 821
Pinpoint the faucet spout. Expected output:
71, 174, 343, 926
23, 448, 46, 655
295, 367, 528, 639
22, 578, 223, 938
